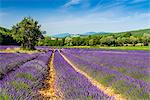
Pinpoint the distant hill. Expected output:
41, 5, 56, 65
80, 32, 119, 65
50, 33, 71, 38
50, 32, 109, 38
90, 28, 150, 37
117, 29, 150, 36
81, 32, 97, 35
118, 29, 150, 34
81, 32, 109, 36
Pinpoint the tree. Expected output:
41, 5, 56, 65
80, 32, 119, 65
65, 37, 73, 46
39, 36, 51, 46
129, 36, 138, 46
122, 32, 131, 37
12, 17, 43, 50
100, 36, 115, 46
0, 34, 3, 44
142, 33, 150, 46
62, 38, 65, 46
116, 37, 123, 46
120, 37, 130, 46
72, 37, 82, 46
55, 38, 59, 46
89, 39, 94, 46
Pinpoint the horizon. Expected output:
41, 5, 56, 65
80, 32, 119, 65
0, 0, 150, 35
48, 28, 150, 36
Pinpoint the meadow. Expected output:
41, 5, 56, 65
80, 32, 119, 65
0, 46, 149, 100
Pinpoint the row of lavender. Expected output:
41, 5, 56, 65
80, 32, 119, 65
53, 50, 113, 99
36, 46, 55, 51
63, 48, 150, 83
0, 52, 39, 79
0, 51, 52, 99
0, 46, 18, 50
61, 48, 150, 99
0, 45, 53, 51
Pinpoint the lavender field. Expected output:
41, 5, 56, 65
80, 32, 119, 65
0, 46, 150, 100
1, 0, 150, 99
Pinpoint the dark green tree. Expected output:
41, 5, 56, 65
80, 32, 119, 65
62, 38, 65, 46
142, 33, 150, 46
100, 36, 115, 46
12, 17, 43, 50
0, 34, 3, 44
122, 32, 131, 37
129, 36, 138, 46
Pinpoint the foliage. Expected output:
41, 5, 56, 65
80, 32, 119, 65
142, 33, 150, 46
37, 29, 150, 47
64, 37, 73, 46
37, 36, 65, 46
11, 17, 43, 50
0, 26, 18, 45
100, 36, 115, 46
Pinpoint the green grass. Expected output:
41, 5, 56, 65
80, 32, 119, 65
0, 95, 9, 100
112, 80, 150, 99
1, 81, 33, 99
86, 96, 92, 100
110, 66, 127, 73
61, 46, 150, 51
15, 73, 36, 81
0, 47, 40, 54
127, 72, 150, 83
98, 46, 150, 51
99, 74, 116, 86
10, 81, 29, 91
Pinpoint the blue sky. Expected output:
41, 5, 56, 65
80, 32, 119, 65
0, 0, 150, 34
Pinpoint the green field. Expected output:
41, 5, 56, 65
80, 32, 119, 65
61, 46, 150, 51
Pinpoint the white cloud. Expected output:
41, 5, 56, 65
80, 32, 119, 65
41, 11, 150, 34
64, 0, 81, 8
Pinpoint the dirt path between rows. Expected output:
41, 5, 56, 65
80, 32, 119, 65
39, 52, 62, 100
60, 51, 125, 100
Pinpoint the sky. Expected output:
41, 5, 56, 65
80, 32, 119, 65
0, 0, 150, 35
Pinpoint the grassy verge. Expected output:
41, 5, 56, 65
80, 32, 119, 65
58, 46, 150, 51
0, 47, 39, 54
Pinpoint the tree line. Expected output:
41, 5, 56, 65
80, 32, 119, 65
37, 32, 150, 47
0, 27, 19, 45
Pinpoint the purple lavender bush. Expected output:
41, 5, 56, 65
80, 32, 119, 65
0, 51, 52, 99
0, 45, 18, 50
0, 53, 39, 79
62, 48, 150, 99
63, 49, 150, 82
53, 50, 114, 100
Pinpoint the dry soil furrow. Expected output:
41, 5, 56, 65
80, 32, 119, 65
39, 52, 62, 100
